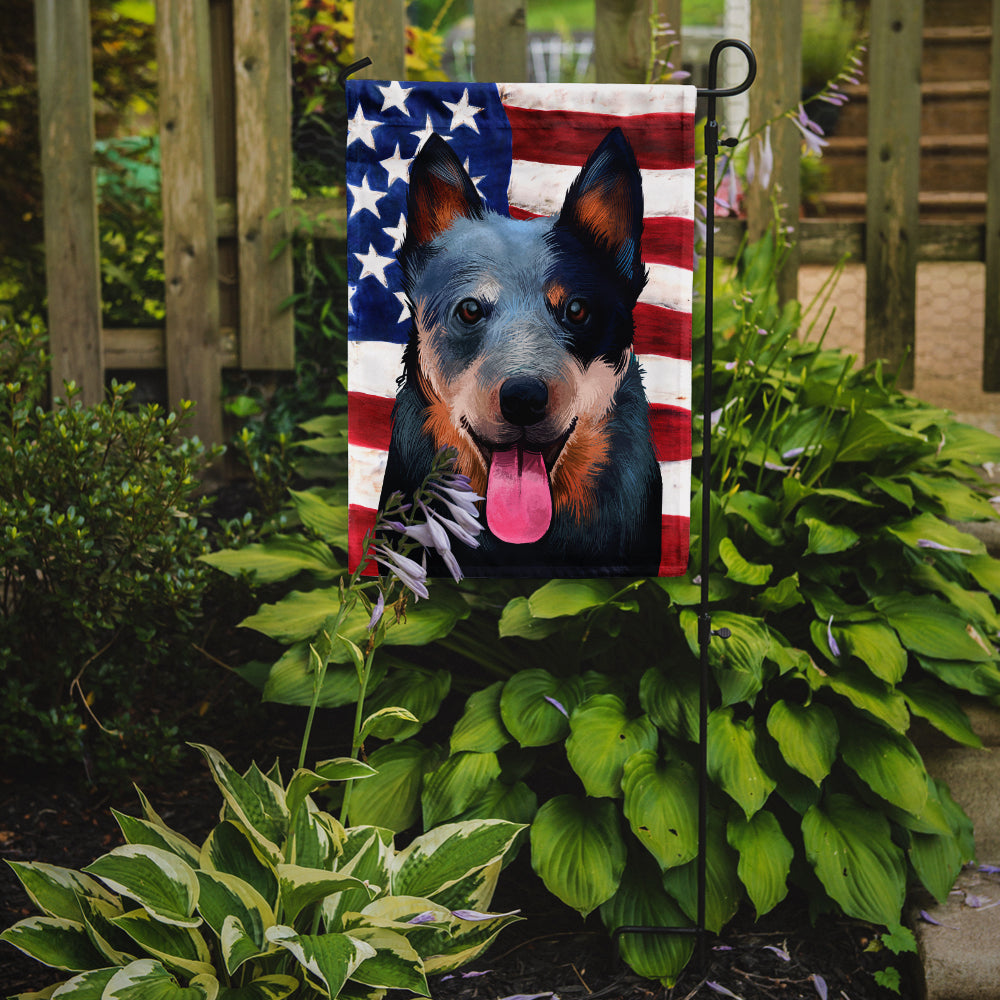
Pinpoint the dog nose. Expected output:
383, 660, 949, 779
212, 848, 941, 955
499, 376, 548, 426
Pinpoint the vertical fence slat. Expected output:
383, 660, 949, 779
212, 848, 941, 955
594, 0, 651, 84
659, 0, 682, 72
34, 0, 103, 405
746, 0, 801, 304
233, 0, 294, 370
864, 0, 923, 389
354, 0, 406, 80
983, 0, 1000, 390
474, 0, 527, 82
157, 0, 223, 445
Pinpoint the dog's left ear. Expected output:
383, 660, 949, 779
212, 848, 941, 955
556, 127, 644, 285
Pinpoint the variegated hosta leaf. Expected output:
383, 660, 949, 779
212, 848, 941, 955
265, 926, 376, 998
422, 907, 522, 975
621, 751, 699, 871
726, 810, 793, 918
46, 966, 118, 997
4, 861, 118, 922
200, 822, 278, 910
323, 829, 393, 931
802, 793, 906, 926
424, 859, 501, 916
219, 915, 270, 979
599, 853, 694, 987
285, 760, 375, 823
421, 751, 502, 829
391, 820, 524, 901
345, 926, 429, 995
77, 894, 136, 966
195, 870, 274, 973
529, 795, 626, 917
450, 681, 511, 754
765, 700, 838, 786
706, 707, 776, 818
288, 801, 344, 870
102, 958, 218, 999
565, 695, 658, 799
214, 974, 300, 999
276, 864, 375, 925
112, 810, 201, 868
110, 908, 214, 979
83, 846, 200, 928
190, 745, 287, 863
0, 916, 107, 972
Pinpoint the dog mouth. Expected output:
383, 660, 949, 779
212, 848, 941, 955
465, 420, 576, 545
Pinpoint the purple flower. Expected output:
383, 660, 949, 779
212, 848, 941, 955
451, 908, 520, 921
747, 125, 773, 191
917, 538, 973, 554
544, 695, 569, 718
407, 911, 438, 925
374, 545, 429, 600
791, 104, 829, 156
827, 616, 841, 658
763, 944, 790, 961
367, 590, 385, 631
812, 974, 828, 1000
706, 983, 742, 999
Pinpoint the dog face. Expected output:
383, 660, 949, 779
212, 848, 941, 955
394, 128, 650, 548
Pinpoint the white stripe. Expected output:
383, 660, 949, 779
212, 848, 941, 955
349, 443, 388, 511
638, 355, 692, 410
349, 339, 405, 399
498, 82, 697, 117
660, 460, 692, 518
509, 161, 694, 220
641, 262, 692, 313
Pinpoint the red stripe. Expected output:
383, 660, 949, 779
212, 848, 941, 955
649, 405, 691, 462
506, 107, 694, 170
348, 392, 394, 451
634, 304, 691, 360
659, 514, 690, 576
349, 504, 378, 575
643, 217, 694, 268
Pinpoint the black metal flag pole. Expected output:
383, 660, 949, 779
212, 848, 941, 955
613, 38, 756, 972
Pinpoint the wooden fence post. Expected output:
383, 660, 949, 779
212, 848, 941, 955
474, 0, 527, 82
594, 0, 652, 84
354, 0, 406, 80
157, 0, 223, 445
983, 0, 1000, 390
864, 0, 923, 389
746, 0, 801, 306
34, 0, 104, 405
233, 0, 294, 370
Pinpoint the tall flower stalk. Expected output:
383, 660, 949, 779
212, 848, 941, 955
292, 446, 484, 824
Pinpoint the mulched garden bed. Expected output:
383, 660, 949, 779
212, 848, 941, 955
1, 730, 914, 1000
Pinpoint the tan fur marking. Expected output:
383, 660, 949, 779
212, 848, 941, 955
573, 186, 629, 248
545, 282, 568, 311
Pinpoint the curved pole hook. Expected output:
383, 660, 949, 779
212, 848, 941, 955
338, 57, 373, 90
697, 38, 757, 99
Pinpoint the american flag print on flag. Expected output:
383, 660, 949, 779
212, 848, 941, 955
347, 80, 695, 578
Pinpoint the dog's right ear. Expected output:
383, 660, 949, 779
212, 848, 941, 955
405, 134, 484, 245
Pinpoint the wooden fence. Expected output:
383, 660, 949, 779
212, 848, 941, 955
33, 0, 1000, 445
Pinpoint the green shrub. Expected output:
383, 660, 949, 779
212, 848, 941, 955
1, 743, 524, 998
0, 317, 220, 783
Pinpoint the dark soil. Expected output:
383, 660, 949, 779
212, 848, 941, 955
1, 749, 915, 1000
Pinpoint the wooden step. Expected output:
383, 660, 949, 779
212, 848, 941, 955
922, 25, 993, 83
831, 80, 991, 138
822, 134, 989, 193
813, 190, 987, 222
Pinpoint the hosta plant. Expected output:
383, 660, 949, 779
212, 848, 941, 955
1, 744, 523, 999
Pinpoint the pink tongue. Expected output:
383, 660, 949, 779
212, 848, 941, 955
486, 445, 553, 544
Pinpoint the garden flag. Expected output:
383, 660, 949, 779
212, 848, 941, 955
346, 80, 696, 577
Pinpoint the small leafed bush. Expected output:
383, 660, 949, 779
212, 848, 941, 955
1, 744, 524, 998
0, 316, 218, 782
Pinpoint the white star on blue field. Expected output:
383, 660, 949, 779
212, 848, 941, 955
346, 82, 516, 346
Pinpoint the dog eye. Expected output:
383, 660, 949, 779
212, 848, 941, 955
456, 298, 484, 325
565, 298, 590, 325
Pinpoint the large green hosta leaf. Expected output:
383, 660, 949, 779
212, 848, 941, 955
600, 853, 694, 987
530, 795, 626, 917
526, 578, 621, 618
499, 670, 584, 747
639, 664, 699, 743
362, 667, 451, 741
765, 700, 838, 786
832, 621, 907, 684
838, 718, 929, 817
900, 680, 982, 748
200, 535, 342, 584
802, 793, 906, 926
450, 681, 511, 754
707, 707, 775, 818
727, 810, 793, 918
346, 740, 442, 832
621, 751, 699, 871
421, 751, 502, 828
565, 695, 658, 798
680, 611, 771, 706
874, 594, 996, 663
